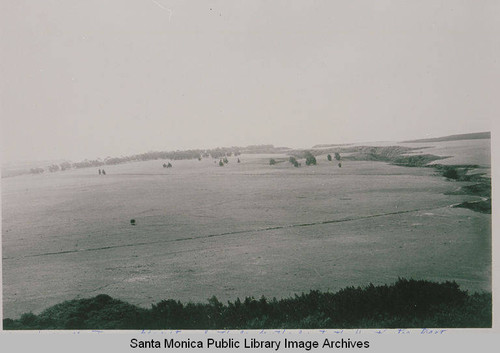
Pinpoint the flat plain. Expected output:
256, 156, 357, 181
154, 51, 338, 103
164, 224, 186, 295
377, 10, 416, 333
2, 139, 491, 319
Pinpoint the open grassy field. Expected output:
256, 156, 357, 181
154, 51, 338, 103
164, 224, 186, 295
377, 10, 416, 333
2, 139, 491, 319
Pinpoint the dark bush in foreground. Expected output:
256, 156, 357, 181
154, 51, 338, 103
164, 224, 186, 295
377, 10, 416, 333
3, 279, 491, 330
5, 294, 148, 330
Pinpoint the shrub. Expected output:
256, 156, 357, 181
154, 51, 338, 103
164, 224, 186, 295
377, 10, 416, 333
442, 168, 459, 179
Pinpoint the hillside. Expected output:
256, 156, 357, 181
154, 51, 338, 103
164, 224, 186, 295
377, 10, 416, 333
401, 132, 490, 143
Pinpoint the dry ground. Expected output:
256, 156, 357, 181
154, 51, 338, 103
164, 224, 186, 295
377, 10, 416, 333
2, 141, 491, 318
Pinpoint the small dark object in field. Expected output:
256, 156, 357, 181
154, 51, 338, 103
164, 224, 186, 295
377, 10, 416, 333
338, 162, 342, 168
102, 170, 106, 175
130, 219, 136, 226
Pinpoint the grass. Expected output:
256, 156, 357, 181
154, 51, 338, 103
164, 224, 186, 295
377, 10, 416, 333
3, 279, 491, 330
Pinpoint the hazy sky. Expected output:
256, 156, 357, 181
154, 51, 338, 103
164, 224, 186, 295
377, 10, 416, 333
1, 0, 498, 163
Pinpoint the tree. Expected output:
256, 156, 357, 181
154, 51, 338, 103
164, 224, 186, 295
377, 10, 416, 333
219, 160, 224, 167
327, 154, 332, 162
48, 164, 60, 172
289, 156, 300, 167
60, 162, 72, 171
30, 167, 44, 174
335, 152, 341, 161
269, 159, 276, 165
304, 152, 316, 166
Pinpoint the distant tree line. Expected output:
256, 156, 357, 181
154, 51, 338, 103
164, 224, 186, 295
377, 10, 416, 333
27, 148, 248, 175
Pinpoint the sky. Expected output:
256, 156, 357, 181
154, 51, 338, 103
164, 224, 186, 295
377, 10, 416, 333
1, 0, 498, 163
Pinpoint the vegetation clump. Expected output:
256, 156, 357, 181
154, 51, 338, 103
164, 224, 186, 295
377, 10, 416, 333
454, 199, 491, 214
304, 152, 317, 166
3, 279, 490, 330
391, 154, 444, 167
30, 167, 44, 174
432, 164, 483, 182
435, 164, 491, 214
288, 157, 300, 167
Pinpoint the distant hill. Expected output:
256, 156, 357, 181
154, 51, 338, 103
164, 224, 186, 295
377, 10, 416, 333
311, 143, 352, 148
402, 132, 490, 143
